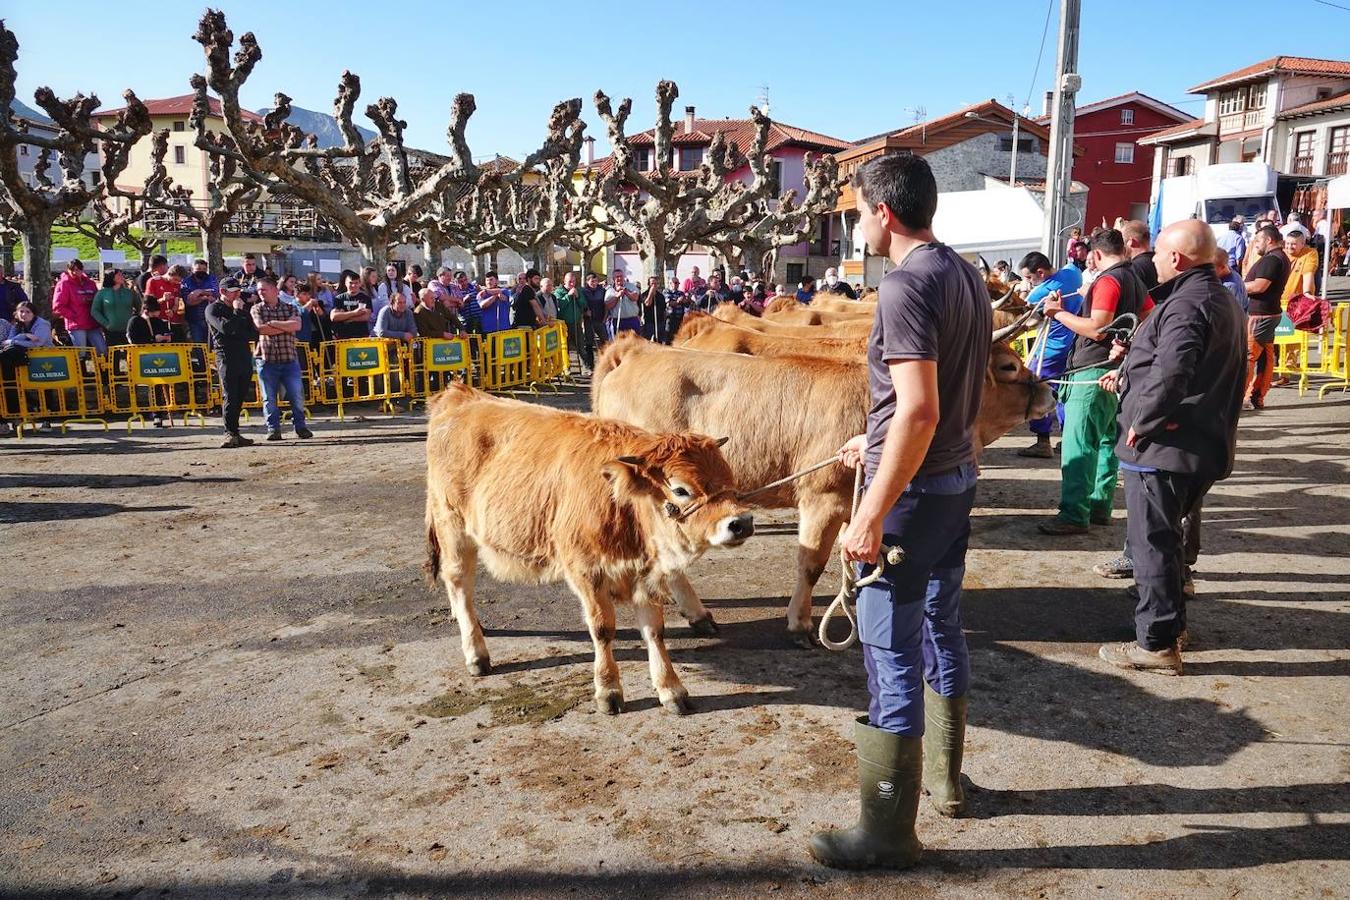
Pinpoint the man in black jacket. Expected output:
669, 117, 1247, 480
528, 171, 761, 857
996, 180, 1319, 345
1098, 220, 1246, 675
205, 277, 259, 448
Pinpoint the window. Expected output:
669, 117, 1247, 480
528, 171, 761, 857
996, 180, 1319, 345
1120, 108, 1135, 125
1114, 142, 1135, 164
678, 147, 704, 171
173, 145, 187, 165
1247, 82, 1267, 111
997, 136, 1035, 152
18, 145, 27, 157
1316, 88, 1333, 101
1329, 126, 1349, 175
173, 120, 186, 132
633, 147, 651, 172
785, 262, 804, 285
1168, 156, 1194, 177
768, 159, 783, 196
1218, 89, 1245, 116
89, 171, 101, 185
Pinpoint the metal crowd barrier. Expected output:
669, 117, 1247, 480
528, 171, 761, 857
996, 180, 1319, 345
0, 346, 108, 437
105, 343, 211, 432
0, 329, 580, 433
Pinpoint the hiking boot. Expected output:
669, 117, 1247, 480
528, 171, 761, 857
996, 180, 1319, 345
1093, 555, 1134, 579
295, 426, 314, 439
266, 430, 283, 442
922, 685, 968, 818
1250, 395, 1264, 410
809, 716, 923, 870
1038, 518, 1090, 536
1017, 440, 1054, 459
220, 433, 248, 449
1098, 641, 1182, 676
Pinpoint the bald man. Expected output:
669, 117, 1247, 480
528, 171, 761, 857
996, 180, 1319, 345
1098, 220, 1246, 675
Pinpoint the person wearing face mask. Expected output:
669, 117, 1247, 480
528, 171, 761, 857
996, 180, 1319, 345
821, 266, 858, 299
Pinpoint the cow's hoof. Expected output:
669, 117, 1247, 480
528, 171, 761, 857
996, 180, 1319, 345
596, 691, 625, 716
788, 629, 817, 649
467, 656, 491, 677
687, 614, 719, 637
661, 693, 693, 716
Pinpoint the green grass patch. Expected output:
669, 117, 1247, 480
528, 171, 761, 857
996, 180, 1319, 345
12, 226, 199, 264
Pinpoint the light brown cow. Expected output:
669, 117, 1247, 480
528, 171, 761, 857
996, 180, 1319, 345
674, 311, 865, 360
713, 303, 874, 339
591, 334, 1053, 641
762, 304, 875, 327
809, 294, 877, 314
424, 382, 755, 714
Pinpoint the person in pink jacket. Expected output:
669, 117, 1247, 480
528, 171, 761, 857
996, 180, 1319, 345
51, 259, 105, 354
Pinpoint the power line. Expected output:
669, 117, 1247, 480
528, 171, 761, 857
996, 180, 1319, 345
1311, 0, 1350, 11
1023, 0, 1056, 110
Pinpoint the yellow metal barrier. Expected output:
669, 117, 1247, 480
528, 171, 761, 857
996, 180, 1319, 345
1272, 315, 1315, 395
105, 343, 211, 431
0, 346, 108, 436
529, 323, 567, 390
219, 344, 317, 421
1316, 304, 1349, 398
480, 328, 532, 392
314, 338, 403, 419
406, 337, 473, 404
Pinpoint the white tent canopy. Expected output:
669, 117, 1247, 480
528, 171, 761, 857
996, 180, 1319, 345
932, 185, 1044, 262
1329, 174, 1350, 211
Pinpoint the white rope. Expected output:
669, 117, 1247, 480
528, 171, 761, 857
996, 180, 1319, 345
818, 466, 905, 652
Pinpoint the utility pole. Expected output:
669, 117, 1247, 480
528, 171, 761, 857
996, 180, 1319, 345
1041, 0, 1081, 266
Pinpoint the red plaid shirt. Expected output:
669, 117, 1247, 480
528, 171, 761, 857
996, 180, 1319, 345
250, 300, 301, 362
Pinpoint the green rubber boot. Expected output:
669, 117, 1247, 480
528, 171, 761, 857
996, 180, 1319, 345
809, 716, 923, 870
922, 684, 968, 818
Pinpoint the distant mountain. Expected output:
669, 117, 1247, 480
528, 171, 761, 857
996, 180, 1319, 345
5, 98, 53, 125
254, 104, 376, 149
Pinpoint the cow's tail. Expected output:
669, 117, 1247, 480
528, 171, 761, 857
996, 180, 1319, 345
423, 496, 442, 588
590, 331, 646, 407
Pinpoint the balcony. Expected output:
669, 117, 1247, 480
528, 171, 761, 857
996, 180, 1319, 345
141, 202, 341, 243
1292, 155, 1315, 176
1218, 110, 1264, 134
1329, 151, 1349, 176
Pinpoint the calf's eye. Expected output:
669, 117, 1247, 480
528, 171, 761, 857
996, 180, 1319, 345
672, 486, 691, 499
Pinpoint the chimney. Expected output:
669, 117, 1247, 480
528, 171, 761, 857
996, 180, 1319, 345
583, 136, 595, 166
684, 106, 696, 134
1043, 90, 1054, 118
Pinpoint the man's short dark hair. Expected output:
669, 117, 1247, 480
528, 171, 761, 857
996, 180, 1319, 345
524, 268, 540, 280
484, 270, 498, 280
143, 297, 161, 312
258, 275, 278, 288
243, 252, 257, 261
854, 152, 938, 231
1120, 220, 1150, 246
150, 254, 168, 268
1256, 224, 1283, 244
193, 258, 207, 267
1018, 252, 1053, 274
297, 283, 312, 295
1089, 228, 1125, 257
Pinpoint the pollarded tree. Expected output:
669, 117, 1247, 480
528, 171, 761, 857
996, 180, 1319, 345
0, 19, 151, 309
59, 192, 166, 270
141, 126, 262, 273
191, 9, 582, 269
706, 151, 843, 280
587, 80, 779, 281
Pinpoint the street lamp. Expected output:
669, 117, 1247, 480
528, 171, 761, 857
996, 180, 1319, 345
966, 110, 1021, 187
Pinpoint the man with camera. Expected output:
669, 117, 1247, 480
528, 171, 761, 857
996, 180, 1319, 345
205, 277, 258, 448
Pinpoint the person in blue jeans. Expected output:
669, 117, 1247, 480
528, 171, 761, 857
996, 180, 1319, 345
249, 277, 313, 442
1015, 251, 1083, 458
810, 154, 991, 871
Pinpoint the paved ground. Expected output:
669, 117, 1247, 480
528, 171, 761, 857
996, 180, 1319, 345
1, 382, 1348, 899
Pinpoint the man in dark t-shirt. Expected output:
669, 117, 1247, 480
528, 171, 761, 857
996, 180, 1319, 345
811, 154, 989, 872
1122, 220, 1158, 291
330, 272, 374, 340
1241, 224, 1289, 409
513, 269, 544, 329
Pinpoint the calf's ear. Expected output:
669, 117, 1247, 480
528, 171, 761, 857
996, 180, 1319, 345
602, 455, 647, 485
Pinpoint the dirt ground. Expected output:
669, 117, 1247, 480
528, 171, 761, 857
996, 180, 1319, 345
2, 382, 1348, 899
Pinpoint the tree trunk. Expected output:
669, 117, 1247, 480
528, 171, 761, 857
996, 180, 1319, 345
422, 232, 445, 274
22, 223, 54, 316
202, 225, 226, 275
1, 238, 14, 278
358, 240, 390, 270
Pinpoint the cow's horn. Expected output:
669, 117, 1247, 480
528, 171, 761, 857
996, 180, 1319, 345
991, 306, 1040, 344
990, 285, 1015, 310
616, 455, 645, 466
977, 255, 991, 274
714, 436, 730, 447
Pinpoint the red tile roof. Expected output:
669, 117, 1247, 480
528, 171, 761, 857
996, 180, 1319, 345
1135, 117, 1214, 145
850, 98, 1054, 149
627, 118, 850, 154
94, 94, 264, 123
1188, 57, 1350, 94
1278, 88, 1350, 119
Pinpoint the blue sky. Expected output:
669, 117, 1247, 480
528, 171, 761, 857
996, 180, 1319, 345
6, 0, 1350, 160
